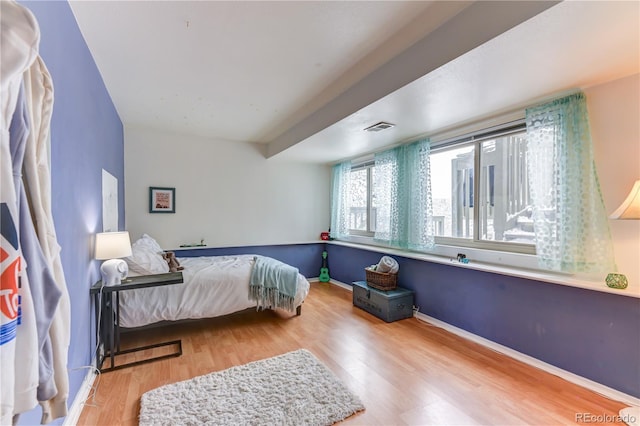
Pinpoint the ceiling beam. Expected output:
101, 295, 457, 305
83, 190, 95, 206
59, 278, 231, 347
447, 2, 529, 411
266, 0, 560, 159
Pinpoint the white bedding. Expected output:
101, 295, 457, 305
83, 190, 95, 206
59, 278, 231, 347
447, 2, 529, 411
119, 255, 310, 328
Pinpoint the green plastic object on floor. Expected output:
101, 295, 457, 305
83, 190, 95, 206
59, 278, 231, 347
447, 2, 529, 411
319, 251, 330, 282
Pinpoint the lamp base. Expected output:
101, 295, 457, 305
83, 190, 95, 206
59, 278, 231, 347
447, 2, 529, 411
100, 259, 129, 286
606, 273, 628, 289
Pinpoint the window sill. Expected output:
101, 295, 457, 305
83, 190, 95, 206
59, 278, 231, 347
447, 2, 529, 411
170, 240, 322, 251
328, 239, 640, 299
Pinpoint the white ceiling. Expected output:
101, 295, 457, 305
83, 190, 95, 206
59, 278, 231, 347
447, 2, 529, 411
69, 1, 639, 164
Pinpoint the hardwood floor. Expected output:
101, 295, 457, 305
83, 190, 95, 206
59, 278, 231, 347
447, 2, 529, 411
78, 282, 627, 425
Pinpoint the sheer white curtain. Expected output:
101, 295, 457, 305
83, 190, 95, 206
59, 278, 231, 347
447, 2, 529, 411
329, 161, 351, 239
374, 139, 434, 250
526, 92, 615, 275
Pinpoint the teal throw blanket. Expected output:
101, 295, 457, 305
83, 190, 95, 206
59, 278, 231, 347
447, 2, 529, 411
249, 256, 299, 312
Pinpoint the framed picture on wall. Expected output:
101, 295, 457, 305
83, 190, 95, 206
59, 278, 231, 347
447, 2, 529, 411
149, 187, 175, 213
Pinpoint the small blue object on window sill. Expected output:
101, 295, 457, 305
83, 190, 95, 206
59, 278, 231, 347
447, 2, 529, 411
605, 273, 628, 289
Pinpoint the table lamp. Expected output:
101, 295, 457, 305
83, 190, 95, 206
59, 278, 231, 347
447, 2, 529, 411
606, 179, 640, 290
609, 179, 640, 220
95, 231, 132, 286
608, 179, 640, 426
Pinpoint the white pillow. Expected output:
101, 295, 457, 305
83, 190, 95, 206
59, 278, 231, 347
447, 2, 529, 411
125, 236, 169, 275
138, 233, 164, 254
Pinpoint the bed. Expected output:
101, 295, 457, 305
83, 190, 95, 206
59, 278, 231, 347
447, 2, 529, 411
120, 234, 310, 328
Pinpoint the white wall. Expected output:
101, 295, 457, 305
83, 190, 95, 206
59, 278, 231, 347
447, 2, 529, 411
586, 73, 640, 287
124, 126, 330, 249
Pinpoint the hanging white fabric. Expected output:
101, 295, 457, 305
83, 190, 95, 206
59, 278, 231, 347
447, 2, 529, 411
1, 1, 42, 424
1, 1, 71, 423
24, 56, 71, 424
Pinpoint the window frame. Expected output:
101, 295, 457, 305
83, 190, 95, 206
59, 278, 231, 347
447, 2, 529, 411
348, 161, 375, 237
430, 122, 535, 255
345, 119, 536, 256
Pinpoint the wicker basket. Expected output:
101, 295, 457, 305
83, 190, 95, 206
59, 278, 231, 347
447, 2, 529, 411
365, 267, 397, 291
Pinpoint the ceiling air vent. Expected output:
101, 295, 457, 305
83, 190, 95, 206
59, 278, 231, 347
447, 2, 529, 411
364, 121, 395, 132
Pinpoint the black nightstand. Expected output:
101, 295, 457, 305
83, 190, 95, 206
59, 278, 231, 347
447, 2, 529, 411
90, 272, 184, 372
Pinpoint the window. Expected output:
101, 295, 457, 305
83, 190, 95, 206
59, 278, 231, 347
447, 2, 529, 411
430, 144, 475, 239
478, 133, 531, 245
348, 163, 376, 236
430, 124, 535, 253
338, 92, 613, 272
346, 122, 534, 254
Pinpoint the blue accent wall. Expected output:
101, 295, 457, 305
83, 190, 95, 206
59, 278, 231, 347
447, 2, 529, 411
18, 1, 124, 424
328, 244, 640, 398
175, 243, 325, 279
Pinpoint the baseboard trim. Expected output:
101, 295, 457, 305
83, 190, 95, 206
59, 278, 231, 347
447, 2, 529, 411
414, 311, 640, 407
324, 279, 639, 407
63, 359, 98, 426
327, 279, 353, 291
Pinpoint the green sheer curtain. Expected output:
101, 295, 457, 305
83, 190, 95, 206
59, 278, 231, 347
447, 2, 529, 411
525, 92, 615, 275
373, 138, 434, 250
330, 161, 351, 239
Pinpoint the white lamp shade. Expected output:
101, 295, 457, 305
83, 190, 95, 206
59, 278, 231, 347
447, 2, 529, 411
95, 231, 132, 260
610, 180, 640, 220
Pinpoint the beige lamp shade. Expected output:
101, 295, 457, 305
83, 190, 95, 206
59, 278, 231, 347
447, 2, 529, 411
609, 180, 640, 220
95, 231, 132, 259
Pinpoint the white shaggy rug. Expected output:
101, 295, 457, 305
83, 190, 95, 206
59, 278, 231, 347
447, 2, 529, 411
139, 349, 365, 426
